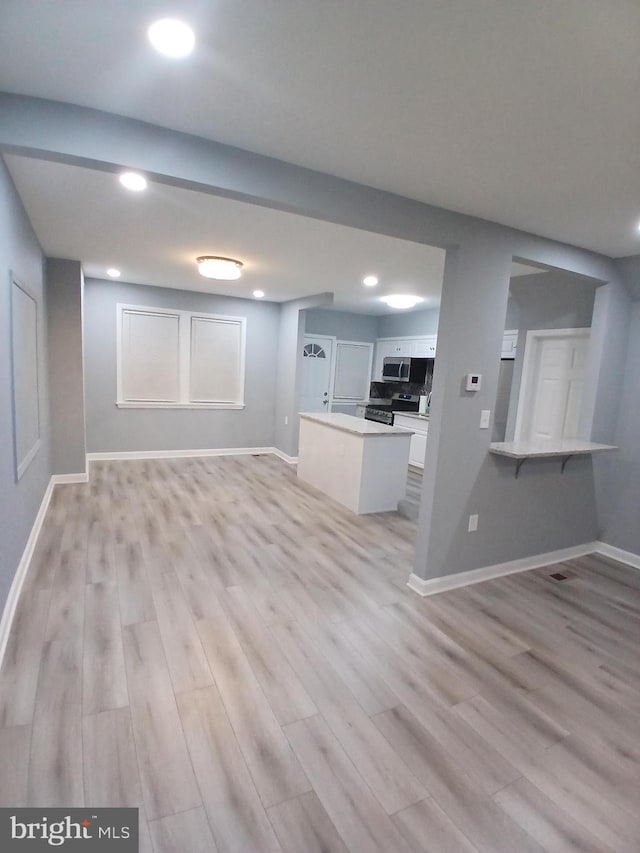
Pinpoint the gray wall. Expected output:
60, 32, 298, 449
0, 155, 50, 613
47, 258, 86, 474
616, 254, 640, 301
84, 279, 280, 452
305, 308, 378, 342
504, 271, 598, 441
274, 293, 332, 457
597, 300, 639, 554
2, 94, 634, 579
378, 306, 440, 338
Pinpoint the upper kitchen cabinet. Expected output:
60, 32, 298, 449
372, 336, 436, 380
383, 339, 414, 357
413, 335, 437, 357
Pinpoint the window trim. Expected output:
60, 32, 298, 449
116, 303, 247, 409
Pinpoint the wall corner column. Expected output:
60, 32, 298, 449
46, 258, 87, 476
412, 240, 513, 582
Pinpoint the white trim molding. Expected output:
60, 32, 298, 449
271, 448, 299, 465
594, 541, 640, 571
0, 477, 54, 670
407, 542, 599, 596
51, 472, 89, 484
86, 446, 293, 462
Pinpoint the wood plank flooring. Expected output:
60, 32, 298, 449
1, 454, 639, 852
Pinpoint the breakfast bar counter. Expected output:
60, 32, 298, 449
297, 412, 413, 514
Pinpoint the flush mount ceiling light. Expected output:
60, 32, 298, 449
362, 275, 379, 287
196, 256, 244, 280
119, 172, 147, 192
380, 294, 424, 310
148, 19, 195, 57
253, 290, 265, 298
106, 268, 121, 278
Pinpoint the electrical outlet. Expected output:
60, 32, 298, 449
479, 409, 491, 429
468, 514, 479, 532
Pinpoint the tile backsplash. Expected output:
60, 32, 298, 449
369, 380, 431, 400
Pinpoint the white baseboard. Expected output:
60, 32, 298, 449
51, 472, 89, 484
87, 446, 277, 462
407, 541, 599, 597
271, 448, 299, 464
0, 477, 54, 671
593, 541, 640, 571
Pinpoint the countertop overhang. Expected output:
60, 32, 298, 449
489, 439, 617, 478
489, 439, 617, 459
299, 412, 414, 437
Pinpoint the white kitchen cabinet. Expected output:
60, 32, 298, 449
373, 339, 407, 380
393, 414, 429, 468
373, 338, 420, 380
409, 430, 428, 467
413, 335, 437, 357
501, 330, 518, 359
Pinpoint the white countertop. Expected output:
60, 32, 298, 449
299, 412, 413, 437
489, 439, 617, 459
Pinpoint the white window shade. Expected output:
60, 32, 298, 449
121, 309, 180, 401
190, 317, 243, 403
333, 342, 373, 400
117, 304, 246, 409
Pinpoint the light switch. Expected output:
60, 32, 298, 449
479, 409, 491, 429
468, 514, 479, 532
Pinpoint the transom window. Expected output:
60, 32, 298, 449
303, 343, 326, 358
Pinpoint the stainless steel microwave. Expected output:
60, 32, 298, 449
382, 357, 432, 383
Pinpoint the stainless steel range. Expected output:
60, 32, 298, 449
364, 393, 420, 426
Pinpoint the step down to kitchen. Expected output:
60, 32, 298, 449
397, 496, 420, 521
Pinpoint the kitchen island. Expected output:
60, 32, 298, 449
297, 412, 413, 514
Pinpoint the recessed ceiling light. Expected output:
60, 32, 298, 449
253, 290, 265, 299
380, 294, 424, 310
363, 275, 378, 287
196, 256, 243, 280
148, 19, 195, 58
119, 172, 147, 192
106, 268, 121, 278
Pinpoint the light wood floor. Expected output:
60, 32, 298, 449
1, 455, 639, 852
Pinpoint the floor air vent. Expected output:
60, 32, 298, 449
550, 572, 568, 581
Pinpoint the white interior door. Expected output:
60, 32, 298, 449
516, 329, 590, 442
300, 336, 333, 412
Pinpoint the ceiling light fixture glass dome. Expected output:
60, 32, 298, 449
196, 256, 244, 280
148, 19, 195, 58
380, 294, 423, 309
119, 172, 147, 192
362, 275, 378, 287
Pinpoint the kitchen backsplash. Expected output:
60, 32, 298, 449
369, 379, 432, 399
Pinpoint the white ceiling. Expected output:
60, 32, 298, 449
5, 154, 450, 312
1, 0, 638, 258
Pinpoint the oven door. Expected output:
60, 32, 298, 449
364, 407, 393, 425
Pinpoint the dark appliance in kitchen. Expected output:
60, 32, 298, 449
365, 392, 420, 426
382, 357, 432, 383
